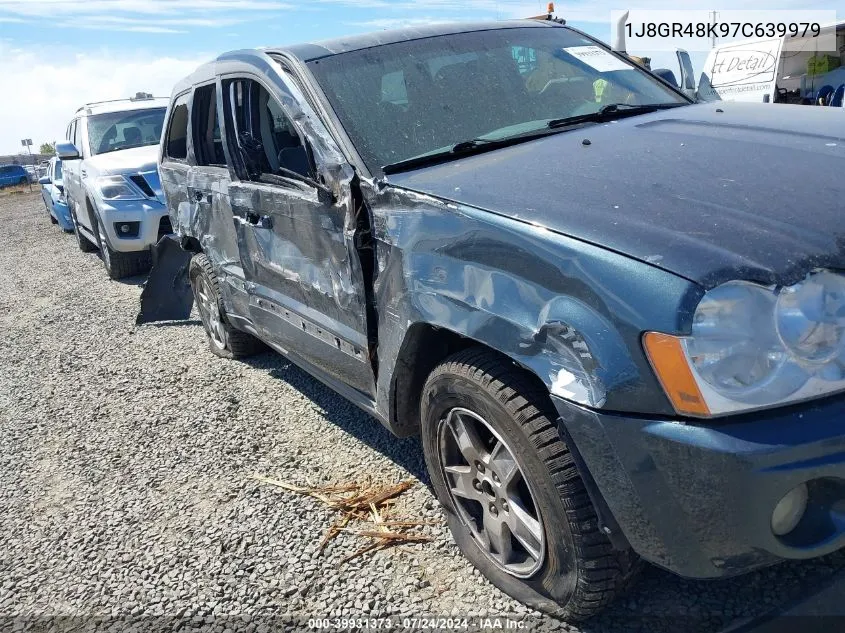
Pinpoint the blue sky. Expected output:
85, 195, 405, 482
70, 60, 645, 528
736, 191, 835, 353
0, 0, 839, 154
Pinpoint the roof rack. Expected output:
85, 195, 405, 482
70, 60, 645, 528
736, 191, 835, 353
74, 93, 159, 114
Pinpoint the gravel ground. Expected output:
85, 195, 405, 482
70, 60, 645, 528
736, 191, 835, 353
1, 191, 844, 633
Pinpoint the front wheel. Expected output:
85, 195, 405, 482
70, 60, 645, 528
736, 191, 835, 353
70, 203, 97, 253
90, 213, 150, 280
421, 348, 636, 621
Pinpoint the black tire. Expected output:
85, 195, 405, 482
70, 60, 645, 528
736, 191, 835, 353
189, 253, 263, 359
421, 348, 637, 621
70, 203, 97, 252
101, 246, 152, 280
50, 214, 58, 225
88, 209, 151, 280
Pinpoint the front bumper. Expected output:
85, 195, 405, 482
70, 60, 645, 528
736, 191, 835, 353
555, 393, 845, 579
97, 199, 170, 253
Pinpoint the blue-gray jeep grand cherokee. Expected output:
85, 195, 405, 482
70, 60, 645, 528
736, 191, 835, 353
141, 20, 845, 620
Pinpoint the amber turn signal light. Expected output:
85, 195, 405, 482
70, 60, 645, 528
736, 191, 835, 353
643, 332, 710, 417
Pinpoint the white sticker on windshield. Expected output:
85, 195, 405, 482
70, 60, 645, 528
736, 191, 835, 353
564, 46, 633, 73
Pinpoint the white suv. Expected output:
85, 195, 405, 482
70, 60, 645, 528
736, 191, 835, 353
57, 94, 171, 279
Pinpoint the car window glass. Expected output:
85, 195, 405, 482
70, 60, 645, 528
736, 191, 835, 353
87, 108, 166, 157
193, 84, 227, 167
224, 78, 310, 181
308, 28, 686, 172
54, 161, 62, 181
165, 93, 190, 160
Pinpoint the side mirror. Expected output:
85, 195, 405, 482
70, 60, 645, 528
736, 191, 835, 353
56, 141, 81, 161
38, 176, 50, 185
653, 68, 679, 88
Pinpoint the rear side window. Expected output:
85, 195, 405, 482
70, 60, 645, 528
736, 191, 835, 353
192, 84, 227, 167
68, 119, 78, 147
165, 93, 190, 160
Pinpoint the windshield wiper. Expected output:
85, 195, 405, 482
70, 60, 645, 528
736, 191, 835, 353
383, 131, 556, 175
548, 102, 686, 129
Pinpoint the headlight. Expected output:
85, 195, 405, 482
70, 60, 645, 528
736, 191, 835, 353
95, 176, 145, 201
776, 271, 845, 364
645, 270, 845, 417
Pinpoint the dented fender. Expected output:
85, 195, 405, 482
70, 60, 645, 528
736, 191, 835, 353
363, 181, 704, 422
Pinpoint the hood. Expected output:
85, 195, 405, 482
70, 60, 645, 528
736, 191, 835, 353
85, 145, 164, 204
85, 144, 159, 174
387, 102, 845, 288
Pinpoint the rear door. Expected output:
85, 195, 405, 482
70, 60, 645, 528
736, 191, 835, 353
220, 72, 376, 397
184, 82, 250, 319
159, 90, 192, 238
63, 118, 83, 219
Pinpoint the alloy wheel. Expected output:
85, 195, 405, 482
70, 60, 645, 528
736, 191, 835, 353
194, 275, 226, 350
438, 407, 546, 578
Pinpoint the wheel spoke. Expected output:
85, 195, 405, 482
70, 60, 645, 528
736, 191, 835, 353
445, 410, 487, 465
444, 465, 478, 501
483, 510, 512, 565
506, 500, 543, 562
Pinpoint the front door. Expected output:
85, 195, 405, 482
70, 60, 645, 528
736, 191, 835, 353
220, 74, 376, 398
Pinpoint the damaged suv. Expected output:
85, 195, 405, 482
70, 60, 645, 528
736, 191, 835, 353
143, 21, 845, 620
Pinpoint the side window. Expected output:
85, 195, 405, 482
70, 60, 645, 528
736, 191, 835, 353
73, 119, 82, 153
192, 84, 227, 167
223, 78, 310, 181
68, 120, 77, 147
165, 93, 190, 161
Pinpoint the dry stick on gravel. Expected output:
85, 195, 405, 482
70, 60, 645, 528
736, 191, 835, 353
252, 474, 435, 563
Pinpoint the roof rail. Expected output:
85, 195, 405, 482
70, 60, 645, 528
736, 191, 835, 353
73, 93, 160, 114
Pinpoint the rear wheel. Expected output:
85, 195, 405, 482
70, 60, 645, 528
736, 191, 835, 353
189, 253, 263, 359
421, 348, 636, 621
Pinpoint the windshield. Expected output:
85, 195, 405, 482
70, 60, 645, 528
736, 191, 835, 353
308, 27, 687, 172
87, 107, 166, 156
